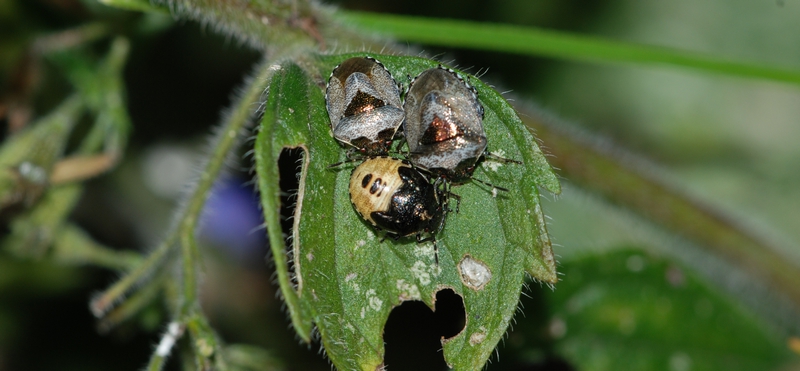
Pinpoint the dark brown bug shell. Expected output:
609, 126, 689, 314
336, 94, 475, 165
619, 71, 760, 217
349, 157, 446, 238
403, 67, 487, 183
326, 57, 404, 156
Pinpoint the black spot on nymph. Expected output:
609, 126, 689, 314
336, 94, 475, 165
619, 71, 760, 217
361, 173, 372, 188
370, 178, 382, 194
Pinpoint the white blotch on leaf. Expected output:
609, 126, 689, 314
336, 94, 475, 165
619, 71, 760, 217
366, 289, 383, 311
411, 261, 432, 286
469, 326, 487, 346
483, 149, 506, 172
396, 279, 421, 301
459, 255, 491, 290
412, 243, 436, 261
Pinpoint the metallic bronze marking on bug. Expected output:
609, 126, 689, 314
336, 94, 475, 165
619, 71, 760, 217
326, 57, 404, 156
344, 91, 386, 117
403, 67, 487, 183
421, 114, 465, 144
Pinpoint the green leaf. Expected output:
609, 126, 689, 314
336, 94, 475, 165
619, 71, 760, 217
544, 250, 796, 371
255, 53, 560, 370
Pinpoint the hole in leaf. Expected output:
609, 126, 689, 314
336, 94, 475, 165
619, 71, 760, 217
277, 147, 306, 287
383, 289, 466, 371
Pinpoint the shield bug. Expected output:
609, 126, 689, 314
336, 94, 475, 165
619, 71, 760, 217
326, 57, 404, 157
403, 67, 488, 184
349, 157, 448, 244
404, 67, 519, 189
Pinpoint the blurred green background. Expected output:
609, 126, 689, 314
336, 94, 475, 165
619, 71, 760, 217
1, 0, 799, 370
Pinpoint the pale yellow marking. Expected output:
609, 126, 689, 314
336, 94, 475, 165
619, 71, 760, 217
350, 158, 406, 224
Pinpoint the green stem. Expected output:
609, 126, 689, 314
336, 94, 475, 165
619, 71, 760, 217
150, 0, 317, 52
98, 273, 164, 333
53, 224, 143, 270
522, 110, 800, 311
145, 321, 184, 371
179, 227, 198, 313
94, 55, 275, 318
185, 314, 228, 370
175, 58, 276, 315
90, 235, 175, 317
340, 11, 800, 86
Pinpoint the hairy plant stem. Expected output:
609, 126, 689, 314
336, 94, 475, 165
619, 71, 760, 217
98, 51, 288, 370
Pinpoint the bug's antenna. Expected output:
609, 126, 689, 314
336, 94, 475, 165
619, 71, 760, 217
327, 157, 362, 169
484, 151, 523, 164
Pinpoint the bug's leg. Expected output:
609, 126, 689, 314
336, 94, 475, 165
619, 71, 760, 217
445, 181, 461, 213
416, 233, 439, 266
470, 176, 510, 193
434, 240, 439, 266
450, 193, 461, 213
372, 226, 387, 243
393, 135, 408, 157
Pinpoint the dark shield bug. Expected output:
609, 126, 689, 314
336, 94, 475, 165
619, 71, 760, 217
403, 67, 488, 184
326, 57, 404, 156
349, 157, 448, 244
